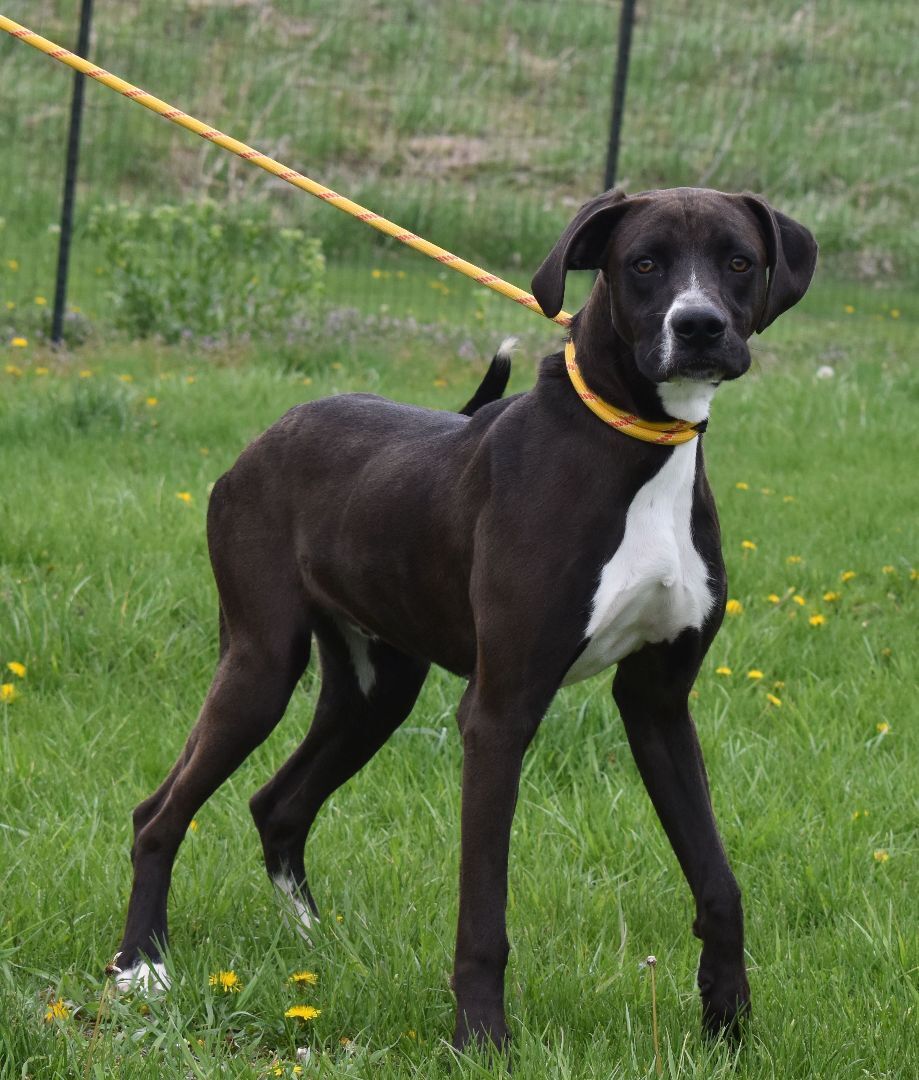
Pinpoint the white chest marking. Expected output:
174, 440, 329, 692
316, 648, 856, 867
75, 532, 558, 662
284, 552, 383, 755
563, 441, 714, 685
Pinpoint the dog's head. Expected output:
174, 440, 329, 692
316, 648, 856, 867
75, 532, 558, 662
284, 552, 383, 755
532, 187, 817, 386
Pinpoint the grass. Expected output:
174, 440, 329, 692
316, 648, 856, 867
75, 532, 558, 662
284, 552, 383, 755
1, 0, 918, 316
1, 301, 917, 1078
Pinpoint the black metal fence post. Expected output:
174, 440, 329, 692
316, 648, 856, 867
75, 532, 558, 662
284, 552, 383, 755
51, 0, 94, 347
603, 0, 637, 192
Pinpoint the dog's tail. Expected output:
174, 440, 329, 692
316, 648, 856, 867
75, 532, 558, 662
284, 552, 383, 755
458, 337, 516, 416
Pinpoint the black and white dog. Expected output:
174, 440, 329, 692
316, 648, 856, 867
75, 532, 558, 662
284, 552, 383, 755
110, 187, 817, 1052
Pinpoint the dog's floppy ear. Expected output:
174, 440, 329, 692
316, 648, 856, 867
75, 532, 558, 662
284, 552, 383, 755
740, 195, 818, 332
531, 188, 634, 319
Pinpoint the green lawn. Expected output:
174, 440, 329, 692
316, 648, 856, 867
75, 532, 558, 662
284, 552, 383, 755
1, 303, 916, 1078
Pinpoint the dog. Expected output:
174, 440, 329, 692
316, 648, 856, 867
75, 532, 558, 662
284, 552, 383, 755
109, 187, 817, 1052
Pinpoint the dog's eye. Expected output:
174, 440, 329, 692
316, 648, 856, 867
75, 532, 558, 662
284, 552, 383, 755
633, 258, 656, 274
730, 256, 752, 273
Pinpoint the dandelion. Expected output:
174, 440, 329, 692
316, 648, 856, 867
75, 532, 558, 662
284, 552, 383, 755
5, 301, 14, 310
741, 540, 757, 551
118, 373, 134, 383
782, 495, 795, 503
209, 970, 241, 992
289, 970, 318, 986
44, 998, 70, 1022
176, 491, 193, 504
843, 304, 855, 314
725, 599, 743, 615
336, 914, 343, 923
876, 722, 890, 735
6, 662, 26, 678
766, 693, 782, 707
889, 309, 900, 319
6, 259, 18, 271
823, 591, 840, 602
786, 555, 802, 565
767, 593, 781, 604
188, 819, 199, 832
146, 397, 158, 407
773, 680, 786, 689
371, 269, 383, 279
78, 369, 93, 378
35, 366, 49, 376
331, 362, 343, 371
760, 487, 774, 496
809, 614, 825, 627
735, 481, 749, 491
747, 670, 764, 681
433, 378, 448, 388
185, 375, 196, 384
10, 338, 27, 349
285, 1004, 320, 1021
301, 377, 313, 386
851, 809, 869, 821
715, 666, 732, 676
881, 565, 895, 575
841, 570, 857, 582
34, 295, 47, 306
793, 595, 806, 606
0, 684, 18, 703
911, 569, 918, 582
5, 364, 23, 376
873, 850, 889, 863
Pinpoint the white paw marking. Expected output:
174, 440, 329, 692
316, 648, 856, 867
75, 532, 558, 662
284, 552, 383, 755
336, 619, 376, 696
273, 873, 319, 942
112, 959, 171, 993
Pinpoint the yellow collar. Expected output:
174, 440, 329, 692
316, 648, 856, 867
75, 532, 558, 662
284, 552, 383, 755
564, 341, 704, 446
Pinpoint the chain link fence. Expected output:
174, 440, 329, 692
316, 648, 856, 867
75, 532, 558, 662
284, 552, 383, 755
1, 0, 915, 342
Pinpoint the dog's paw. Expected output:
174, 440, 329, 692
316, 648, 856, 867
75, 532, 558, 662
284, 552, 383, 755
107, 952, 171, 994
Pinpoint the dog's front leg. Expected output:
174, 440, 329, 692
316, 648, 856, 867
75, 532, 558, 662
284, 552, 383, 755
452, 680, 547, 1053
613, 641, 750, 1039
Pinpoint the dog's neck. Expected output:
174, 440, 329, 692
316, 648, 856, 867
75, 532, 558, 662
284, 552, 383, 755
570, 275, 681, 426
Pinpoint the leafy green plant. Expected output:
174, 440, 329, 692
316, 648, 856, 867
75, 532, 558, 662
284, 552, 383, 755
86, 201, 324, 342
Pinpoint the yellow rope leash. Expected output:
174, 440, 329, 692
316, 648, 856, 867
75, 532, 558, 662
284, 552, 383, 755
564, 342, 702, 444
0, 14, 572, 328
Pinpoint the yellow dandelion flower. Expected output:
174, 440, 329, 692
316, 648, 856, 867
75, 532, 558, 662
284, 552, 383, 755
873, 849, 889, 863
289, 970, 318, 985
78, 369, 93, 378
371, 269, 382, 279
741, 540, 757, 551
911, 569, 918, 582
786, 555, 802, 565
793, 595, 806, 606
808, 614, 826, 627
0, 683, 18, 703
841, 570, 857, 582
760, 487, 774, 495
34, 295, 47, 306
747, 670, 764, 681
405, 1029, 417, 1040
766, 693, 782, 707
433, 378, 448, 388
176, 491, 193, 504
881, 647, 892, 657
285, 1004, 320, 1021
715, 666, 732, 676
336, 914, 343, 923
209, 970, 241, 992
725, 599, 743, 615
843, 304, 855, 314
6, 662, 26, 679
851, 809, 869, 821
331, 362, 343, 371
823, 591, 840, 602
767, 593, 781, 604
773, 680, 785, 689
735, 481, 749, 491
185, 375, 196, 384
397, 270, 407, 279
146, 396, 158, 407
881, 565, 895, 575
35, 366, 49, 376
889, 308, 900, 319
4, 301, 14, 310
6, 259, 19, 271
10, 338, 27, 349
782, 495, 795, 503
5, 363, 23, 375
188, 819, 199, 832
876, 721, 890, 735
44, 998, 70, 1022
118, 373, 134, 383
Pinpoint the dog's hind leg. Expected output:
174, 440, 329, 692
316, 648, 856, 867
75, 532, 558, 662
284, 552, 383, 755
250, 619, 428, 932
111, 478, 312, 990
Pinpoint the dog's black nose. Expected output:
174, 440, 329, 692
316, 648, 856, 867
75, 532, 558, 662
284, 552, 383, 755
672, 306, 727, 344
